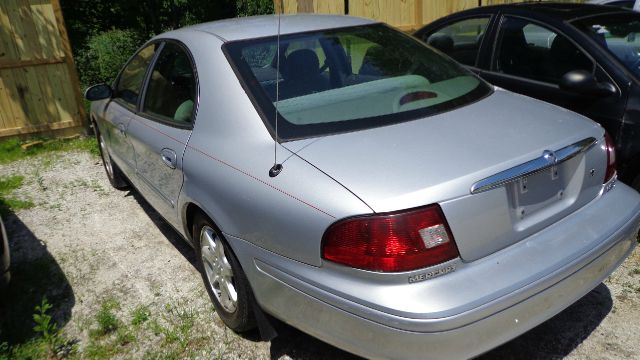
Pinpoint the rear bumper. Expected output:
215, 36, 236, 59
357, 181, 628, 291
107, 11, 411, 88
232, 182, 640, 360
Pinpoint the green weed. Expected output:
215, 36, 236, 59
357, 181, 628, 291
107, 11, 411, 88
0, 136, 98, 165
131, 305, 151, 326
0, 175, 34, 216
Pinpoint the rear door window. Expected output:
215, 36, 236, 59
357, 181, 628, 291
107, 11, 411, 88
142, 42, 197, 126
493, 17, 594, 84
424, 17, 491, 66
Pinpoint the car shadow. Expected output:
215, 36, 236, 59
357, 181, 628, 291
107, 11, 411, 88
125, 189, 197, 268
479, 283, 612, 359
0, 209, 75, 346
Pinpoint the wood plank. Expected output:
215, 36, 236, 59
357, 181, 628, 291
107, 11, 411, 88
0, 56, 64, 69
21, 65, 49, 126
0, 68, 28, 129
37, 0, 63, 58
17, 0, 44, 59
314, 0, 345, 14
0, 2, 20, 62
51, 0, 86, 126
30, 1, 56, 59
0, 120, 81, 138
297, 0, 313, 13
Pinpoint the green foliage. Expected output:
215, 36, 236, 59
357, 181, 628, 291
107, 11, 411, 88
0, 136, 98, 165
131, 305, 151, 326
33, 298, 59, 351
0, 175, 33, 216
237, 0, 274, 17
94, 300, 120, 336
76, 29, 142, 86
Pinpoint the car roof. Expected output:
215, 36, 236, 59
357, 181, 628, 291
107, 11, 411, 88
464, 2, 632, 21
167, 14, 376, 42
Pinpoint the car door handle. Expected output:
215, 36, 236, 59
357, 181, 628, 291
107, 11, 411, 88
117, 123, 126, 136
160, 148, 177, 169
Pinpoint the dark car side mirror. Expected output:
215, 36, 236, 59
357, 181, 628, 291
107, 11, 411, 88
559, 70, 616, 97
85, 84, 113, 101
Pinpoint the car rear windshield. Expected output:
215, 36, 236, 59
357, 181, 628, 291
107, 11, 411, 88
224, 24, 492, 141
573, 13, 640, 79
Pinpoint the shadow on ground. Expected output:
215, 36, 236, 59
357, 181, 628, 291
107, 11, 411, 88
480, 283, 612, 359
0, 209, 75, 345
127, 190, 196, 268
124, 186, 613, 359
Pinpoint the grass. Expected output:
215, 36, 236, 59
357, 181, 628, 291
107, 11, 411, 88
0, 175, 34, 216
0, 136, 98, 165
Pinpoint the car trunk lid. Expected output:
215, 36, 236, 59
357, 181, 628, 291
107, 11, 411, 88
288, 90, 606, 261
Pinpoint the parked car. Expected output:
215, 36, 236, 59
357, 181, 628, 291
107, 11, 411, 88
415, 3, 640, 190
1, 215, 9, 287
587, 0, 640, 11
85, 14, 640, 360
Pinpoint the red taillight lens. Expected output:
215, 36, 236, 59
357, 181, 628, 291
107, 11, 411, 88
322, 205, 460, 272
604, 132, 616, 184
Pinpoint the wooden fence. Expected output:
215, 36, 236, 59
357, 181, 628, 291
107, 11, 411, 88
275, 0, 584, 31
0, 0, 85, 139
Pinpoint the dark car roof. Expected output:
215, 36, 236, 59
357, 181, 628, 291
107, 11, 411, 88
463, 2, 631, 21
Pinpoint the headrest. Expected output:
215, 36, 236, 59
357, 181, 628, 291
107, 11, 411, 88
283, 49, 320, 80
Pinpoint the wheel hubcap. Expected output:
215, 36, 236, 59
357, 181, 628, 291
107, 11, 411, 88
200, 226, 237, 313
98, 133, 114, 179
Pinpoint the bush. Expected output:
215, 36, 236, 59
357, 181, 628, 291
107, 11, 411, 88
76, 29, 142, 87
237, 0, 274, 17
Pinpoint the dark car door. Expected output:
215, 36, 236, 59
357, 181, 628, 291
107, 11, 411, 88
416, 15, 496, 74
125, 41, 196, 229
479, 15, 626, 135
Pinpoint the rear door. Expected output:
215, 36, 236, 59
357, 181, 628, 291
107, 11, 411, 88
480, 15, 626, 125
126, 41, 197, 227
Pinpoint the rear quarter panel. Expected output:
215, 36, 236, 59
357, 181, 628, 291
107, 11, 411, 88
173, 31, 371, 266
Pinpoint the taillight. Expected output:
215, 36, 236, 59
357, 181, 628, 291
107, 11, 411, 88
604, 131, 616, 184
321, 205, 459, 272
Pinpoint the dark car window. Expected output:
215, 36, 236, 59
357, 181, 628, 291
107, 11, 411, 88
114, 44, 157, 108
224, 24, 492, 141
143, 43, 197, 125
424, 17, 491, 66
493, 17, 594, 84
573, 13, 640, 80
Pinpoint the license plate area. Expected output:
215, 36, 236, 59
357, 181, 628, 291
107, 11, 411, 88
511, 165, 565, 220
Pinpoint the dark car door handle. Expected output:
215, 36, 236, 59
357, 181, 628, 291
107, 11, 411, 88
117, 123, 126, 135
160, 148, 177, 169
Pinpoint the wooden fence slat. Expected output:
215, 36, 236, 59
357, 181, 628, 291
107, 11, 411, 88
0, 0, 85, 140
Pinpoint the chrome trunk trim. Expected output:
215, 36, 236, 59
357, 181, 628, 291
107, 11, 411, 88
470, 137, 597, 194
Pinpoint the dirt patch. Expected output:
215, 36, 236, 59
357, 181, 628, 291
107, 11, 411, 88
0, 149, 638, 359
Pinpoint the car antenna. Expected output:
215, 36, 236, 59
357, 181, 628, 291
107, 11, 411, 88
269, 0, 284, 178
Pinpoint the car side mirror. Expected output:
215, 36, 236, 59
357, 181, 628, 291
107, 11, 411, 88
427, 33, 454, 53
85, 84, 113, 101
559, 70, 616, 97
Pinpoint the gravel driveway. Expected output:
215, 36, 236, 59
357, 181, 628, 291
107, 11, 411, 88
0, 149, 639, 359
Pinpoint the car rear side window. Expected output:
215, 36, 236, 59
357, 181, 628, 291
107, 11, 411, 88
423, 17, 491, 67
224, 24, 491, 141
493, 17, 594, 84
142, 43, 197, 125
114, 44, 157, 108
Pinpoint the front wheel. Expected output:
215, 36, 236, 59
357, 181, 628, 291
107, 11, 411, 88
193, 213, 256, 332
95, 125, 127, 189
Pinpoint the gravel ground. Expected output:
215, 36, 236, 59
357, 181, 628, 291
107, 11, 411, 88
0, 149, 639, 359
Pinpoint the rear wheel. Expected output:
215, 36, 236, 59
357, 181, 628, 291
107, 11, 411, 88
95, 124, 127, 189
193, 213, 256, 332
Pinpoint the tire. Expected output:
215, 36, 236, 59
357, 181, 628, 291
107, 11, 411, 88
193, 212, 256, 332
95, 124, 128, 190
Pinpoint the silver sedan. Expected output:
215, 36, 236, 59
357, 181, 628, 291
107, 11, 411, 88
85, 15, 640, 360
